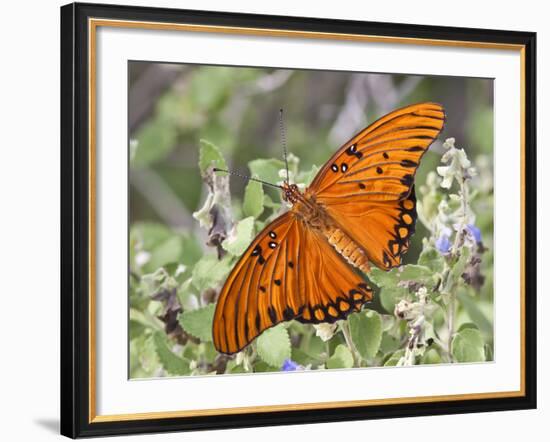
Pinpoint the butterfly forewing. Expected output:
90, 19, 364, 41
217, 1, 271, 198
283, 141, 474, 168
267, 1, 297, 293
212, 213, 373, 354
213, 212, 297, 354
309, 102, 445, 201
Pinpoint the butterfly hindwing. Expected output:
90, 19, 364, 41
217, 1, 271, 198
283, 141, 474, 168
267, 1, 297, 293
295, 227, 373, 324
325, 188, 417, 270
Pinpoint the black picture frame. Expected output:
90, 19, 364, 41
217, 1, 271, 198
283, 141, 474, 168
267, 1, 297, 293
60, 2, 537, 438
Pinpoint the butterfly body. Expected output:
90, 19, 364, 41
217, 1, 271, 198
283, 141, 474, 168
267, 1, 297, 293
283, 183, 371, 273
212, 102, 445, 355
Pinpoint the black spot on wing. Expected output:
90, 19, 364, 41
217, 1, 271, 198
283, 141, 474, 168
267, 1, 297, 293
400, 159, 418, 168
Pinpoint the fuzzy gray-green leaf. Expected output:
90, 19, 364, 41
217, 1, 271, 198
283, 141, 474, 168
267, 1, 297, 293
222, 216, 255, 256
242, 178, 264, 218
418, 247, 445, 273
191, 254, 233, 292
451, 328, 485, 362
199, 139, 227, 173
153, 331, 191, 375
326, 344, 354, 369
248, 158, 285, 185
179, 304, 216, 342
349, 310, 382, 360
256, 324, 291, 368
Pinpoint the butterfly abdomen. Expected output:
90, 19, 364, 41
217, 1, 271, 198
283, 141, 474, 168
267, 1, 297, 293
323, 226, 370, 273
293, 195, 371, 273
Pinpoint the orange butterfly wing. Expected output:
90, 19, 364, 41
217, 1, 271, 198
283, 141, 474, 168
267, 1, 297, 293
310, 102, 445, 269
212, 212, 373, 354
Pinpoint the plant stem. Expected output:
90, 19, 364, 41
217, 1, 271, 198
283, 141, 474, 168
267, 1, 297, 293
447, 296, 455, 358
340, 321, 361, 367
440, 177, 469, 362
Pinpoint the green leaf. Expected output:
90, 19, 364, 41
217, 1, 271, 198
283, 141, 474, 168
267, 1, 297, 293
379, 287, 409, 314
369, 264, 436, 314
349, 310, 382, 360
368, 267, 398, 288
227, 361, 246, 374
133, 120, 178, 167
254, 361, 279, 373
451, 248, 471, 280
222, 217, 255, 256
485, 343, 494, 362
198, 139, 227, 173
458, 292, 493, 336
191, 254, 233, 292
130, 334, 162, 377
256, 324, 291, 368
129, 319, 146, 340
242, 177, 265, 218
384, 349, 405, 366
398, 264, 435, 283
248, 158, 285, 185
421, 348, 442, 364
451, 328, 486, 362
457, 322, 479, 333
379, 332, 400, 355
291, 347, 320, 366
130, 307, 163, 332
370, 264, 435, 288
326, 344, 354, 369
144, 236, 183, 273
262, 194, 281, 210
153, 331, 191, 375
418, 247, 445, 273
179, 304, 216, 342
131, 222, 171, 251
179, 233, 203, 268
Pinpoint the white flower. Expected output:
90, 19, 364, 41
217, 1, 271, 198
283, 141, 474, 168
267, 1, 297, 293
416, 286, 428, 300
135, 250, 151, 268
437, 138, 472, 189
436, 165, 454, 189
442, 137, 456, 150
313, 323, 337, 342
456, 148, 472, 169
395, 299, 419, 321
174, 264, 187, 278
235, 352, 245, 366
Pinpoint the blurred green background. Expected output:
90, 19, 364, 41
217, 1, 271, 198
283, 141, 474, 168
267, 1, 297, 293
129, 62, 493, 264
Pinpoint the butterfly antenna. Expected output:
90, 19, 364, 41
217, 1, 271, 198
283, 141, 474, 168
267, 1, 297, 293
213, 168, 283, 190
279, 108, 290, 184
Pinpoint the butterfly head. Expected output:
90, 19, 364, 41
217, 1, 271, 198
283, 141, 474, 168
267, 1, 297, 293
281, 182, 301, 204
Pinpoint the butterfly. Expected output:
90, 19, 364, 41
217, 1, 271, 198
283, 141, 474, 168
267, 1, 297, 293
212, 102, 445, 355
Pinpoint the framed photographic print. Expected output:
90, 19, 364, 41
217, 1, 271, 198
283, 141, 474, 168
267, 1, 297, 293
60, 2, 537, 438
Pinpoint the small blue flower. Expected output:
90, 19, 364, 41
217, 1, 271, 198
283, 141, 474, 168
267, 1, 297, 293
281, 359, 300, 371
435, 234, 451, 255
466, 224, 482, 244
